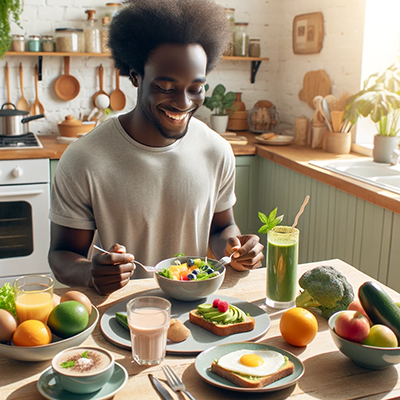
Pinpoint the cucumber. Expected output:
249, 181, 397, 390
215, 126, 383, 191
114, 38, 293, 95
358, 281, 400, 340
115, 312, 129, 330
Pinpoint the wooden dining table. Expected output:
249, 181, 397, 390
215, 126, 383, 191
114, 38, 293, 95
2, 258, 400, 400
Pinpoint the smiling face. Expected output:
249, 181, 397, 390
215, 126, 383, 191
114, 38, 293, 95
134, 43, 207, 143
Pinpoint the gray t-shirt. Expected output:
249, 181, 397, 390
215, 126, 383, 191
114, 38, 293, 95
50, 116, 236, 277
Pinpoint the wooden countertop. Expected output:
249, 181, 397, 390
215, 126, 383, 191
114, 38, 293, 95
1, 132, 399, 214
2, 259, 400, 399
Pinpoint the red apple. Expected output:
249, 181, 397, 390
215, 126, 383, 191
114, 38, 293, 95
335, 310, 370, 343
348, 299, 372, 326
363, 324, 398, 347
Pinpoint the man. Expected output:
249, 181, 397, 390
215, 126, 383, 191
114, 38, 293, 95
49, 0, 264, 295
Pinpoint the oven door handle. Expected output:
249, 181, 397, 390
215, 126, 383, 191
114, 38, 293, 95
0, 189, 44, 197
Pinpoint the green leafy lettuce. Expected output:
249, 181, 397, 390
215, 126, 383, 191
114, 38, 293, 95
0, 283, 16, 318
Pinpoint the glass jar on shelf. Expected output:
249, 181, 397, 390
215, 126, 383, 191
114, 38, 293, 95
233, 22, 249, 57
105, 3, 122, 19
41, 35, 54, 52
55, 28, 84, 52
11, 35, 25, 51
100, 16, 110, 53
249, 38, 261, 57
223, 8, 235, 56
84, 10, 101, 53
28, 35, 41, 52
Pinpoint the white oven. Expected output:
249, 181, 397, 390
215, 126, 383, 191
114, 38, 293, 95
0, 158, 50, 286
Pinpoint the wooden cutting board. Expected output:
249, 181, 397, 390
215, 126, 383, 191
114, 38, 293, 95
298, 70, 331, 109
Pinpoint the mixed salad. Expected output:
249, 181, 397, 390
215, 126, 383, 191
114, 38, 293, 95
158, 258, 219, 281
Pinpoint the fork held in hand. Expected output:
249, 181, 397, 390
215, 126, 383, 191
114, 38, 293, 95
162, 365, 196, 400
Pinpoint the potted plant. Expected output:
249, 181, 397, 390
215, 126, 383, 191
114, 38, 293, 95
0, 0, 24, 57
203, 83, 236, 133
344, 62, 400, 163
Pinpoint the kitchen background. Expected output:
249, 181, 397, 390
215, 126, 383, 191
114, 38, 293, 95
0, 0, 368, 136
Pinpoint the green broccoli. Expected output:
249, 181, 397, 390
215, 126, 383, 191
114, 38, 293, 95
295, 265, 354, 319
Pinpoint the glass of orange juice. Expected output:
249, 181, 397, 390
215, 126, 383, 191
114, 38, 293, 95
13, 275, 54, 323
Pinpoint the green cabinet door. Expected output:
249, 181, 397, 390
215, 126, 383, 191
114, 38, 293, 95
234, 156, 260, 235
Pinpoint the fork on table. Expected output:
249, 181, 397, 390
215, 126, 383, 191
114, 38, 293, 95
162, 365, 196, 400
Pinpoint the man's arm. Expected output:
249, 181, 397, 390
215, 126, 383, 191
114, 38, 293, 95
209, 208, 264, 271
48, 222, 135, 295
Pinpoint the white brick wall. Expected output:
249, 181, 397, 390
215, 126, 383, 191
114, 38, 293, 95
0, 0, 365, 134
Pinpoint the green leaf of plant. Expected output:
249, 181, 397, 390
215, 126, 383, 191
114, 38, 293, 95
81, 351, 88, 358
269, 207, 277, 220
61, 361, 75, 368
258, 212, 269, 224
258, 226, 269, 234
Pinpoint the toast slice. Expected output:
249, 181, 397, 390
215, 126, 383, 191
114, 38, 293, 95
210, 357, 295, 388
189, 309, 255, 336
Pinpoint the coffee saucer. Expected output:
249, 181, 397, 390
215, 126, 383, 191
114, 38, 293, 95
37, 362, 128, 400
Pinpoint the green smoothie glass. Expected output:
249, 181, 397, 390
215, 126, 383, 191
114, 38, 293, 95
266, 226, 299, 309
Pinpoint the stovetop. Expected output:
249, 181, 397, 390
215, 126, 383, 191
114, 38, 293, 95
0, 132, 43, 149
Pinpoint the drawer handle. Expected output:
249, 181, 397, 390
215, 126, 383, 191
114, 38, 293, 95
0, 189, 44, 197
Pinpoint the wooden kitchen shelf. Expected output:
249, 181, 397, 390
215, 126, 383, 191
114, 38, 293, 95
5, 52, 269, 83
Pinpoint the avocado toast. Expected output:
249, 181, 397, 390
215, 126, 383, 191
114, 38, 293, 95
189, 299, 255, 336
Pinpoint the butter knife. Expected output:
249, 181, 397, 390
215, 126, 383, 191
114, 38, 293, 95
148, 374, 174, 400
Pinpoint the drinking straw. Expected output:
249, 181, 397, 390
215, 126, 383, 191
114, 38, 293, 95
291, 195, 310, 232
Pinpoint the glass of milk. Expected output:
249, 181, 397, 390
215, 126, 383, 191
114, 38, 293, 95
127, 296, 171, 365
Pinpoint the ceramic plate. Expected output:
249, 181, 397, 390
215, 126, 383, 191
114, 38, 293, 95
195, 342, 304, 392
255, 135, 294, 146
100, 289, 271, 354
37, 362, 128, 400
0, 306, 99, 362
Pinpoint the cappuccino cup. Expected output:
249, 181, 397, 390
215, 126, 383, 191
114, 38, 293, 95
43, 346, 115, 394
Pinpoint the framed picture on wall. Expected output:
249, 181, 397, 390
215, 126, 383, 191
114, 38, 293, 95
293, 12, 324, 54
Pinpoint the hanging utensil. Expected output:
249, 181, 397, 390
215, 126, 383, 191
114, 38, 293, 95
16, 63, 30, 112
92, 64, 109, 107
30, 65, 45, 116
109, 68, 126, 111
54, 56, 80, 101
4, 63, 12, 109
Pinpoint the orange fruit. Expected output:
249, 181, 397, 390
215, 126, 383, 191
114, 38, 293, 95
279, 307, 318, 347
13, 320, 52, 346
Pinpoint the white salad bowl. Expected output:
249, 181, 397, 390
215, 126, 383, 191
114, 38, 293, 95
154, 256, 225, 301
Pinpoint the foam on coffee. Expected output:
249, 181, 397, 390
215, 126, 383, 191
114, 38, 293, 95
54, 348, 112, 376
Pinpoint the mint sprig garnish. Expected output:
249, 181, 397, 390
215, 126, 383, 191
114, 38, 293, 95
60, 361, 75, 368
258, 207, 284, 233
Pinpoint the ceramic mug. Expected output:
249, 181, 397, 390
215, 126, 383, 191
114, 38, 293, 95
43, 346, 115, 394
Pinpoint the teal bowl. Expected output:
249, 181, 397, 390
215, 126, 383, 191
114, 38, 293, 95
328, 312, 400, 370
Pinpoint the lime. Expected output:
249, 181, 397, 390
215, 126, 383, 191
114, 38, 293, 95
47, 301, 89, 339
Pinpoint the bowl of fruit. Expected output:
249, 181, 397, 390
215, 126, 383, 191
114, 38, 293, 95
154, 256, 225, 301
0, 285, 99, 362
328, 281, 400, 370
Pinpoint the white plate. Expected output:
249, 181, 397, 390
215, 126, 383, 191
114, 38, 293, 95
255, 135, 294, 146
100, 289, 271, 355
195, 342, 305, 392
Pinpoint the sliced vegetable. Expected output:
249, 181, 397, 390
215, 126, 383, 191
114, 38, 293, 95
115, 312, 129, 330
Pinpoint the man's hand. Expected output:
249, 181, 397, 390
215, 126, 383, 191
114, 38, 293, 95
225, 234, 264, 271
91, 244, 135, 295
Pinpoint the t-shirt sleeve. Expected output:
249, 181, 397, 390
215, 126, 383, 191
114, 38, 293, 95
49, 161, 97, 231
214, 145, 236, 213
